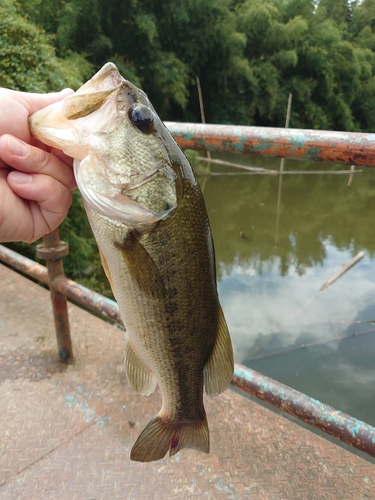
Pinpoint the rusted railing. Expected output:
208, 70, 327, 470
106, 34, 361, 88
165, 122, 375, 166
1, 123, 375, 458
36, 230, 73, 360
1, 243, 375, 459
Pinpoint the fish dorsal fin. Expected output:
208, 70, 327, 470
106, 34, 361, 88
124, 336, 158, 396
204, 304, 234, 397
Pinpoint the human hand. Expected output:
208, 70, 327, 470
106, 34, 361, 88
0, 88, 77, 243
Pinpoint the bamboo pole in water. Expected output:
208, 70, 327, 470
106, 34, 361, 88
195, 157, 362, 175
196, 76, 211, 163
347, 164, 356, 187
196, 169, 362, 176
319, 251, 365, 291
196, 156, 279, 174
275, 93, 293, 245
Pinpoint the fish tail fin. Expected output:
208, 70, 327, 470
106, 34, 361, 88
130, 414, 209, 462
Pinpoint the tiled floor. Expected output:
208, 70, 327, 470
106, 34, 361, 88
1, 263, 374, 499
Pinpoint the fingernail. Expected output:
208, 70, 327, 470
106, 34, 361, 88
7, 136, 29, 157
60, 88, 74, 98
9, 171, 33, 184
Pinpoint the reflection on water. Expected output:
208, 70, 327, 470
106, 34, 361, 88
194, 153, 375, 425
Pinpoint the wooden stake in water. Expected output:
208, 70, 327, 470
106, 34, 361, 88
275, 93, 293, 245
196, 157, 362, 176
196, 76, 211, 162
196, 156, 279, 174
347, 164, 356, 187
319, 251, 365, 291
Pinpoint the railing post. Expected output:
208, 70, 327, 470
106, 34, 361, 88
36, 228, 73, 361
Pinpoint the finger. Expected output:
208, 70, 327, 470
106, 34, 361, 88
0, 135, 76, 191
0, 88, 75, 143
13, 88, 75, 115
32, 138, 52, 152
51, 148, 74, 169
0, 157, 8, 170
7, 171, 72, 240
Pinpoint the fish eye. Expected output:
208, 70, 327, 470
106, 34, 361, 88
128, 104, 153, 132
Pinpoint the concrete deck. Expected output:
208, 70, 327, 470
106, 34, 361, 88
1, 262, 375, 499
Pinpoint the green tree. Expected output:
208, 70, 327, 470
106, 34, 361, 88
0, 0, 87, 91
15, 0, 252, 120
13, 0, 375, 131
215, 0, 375, 131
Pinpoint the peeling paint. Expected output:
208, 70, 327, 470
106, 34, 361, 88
165, 122, 375, 167
232, 363, 375, 458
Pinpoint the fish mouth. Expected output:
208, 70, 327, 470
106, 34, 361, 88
75, 62, 123, 93
29, 63, 134, 159
29, 62, 177, 226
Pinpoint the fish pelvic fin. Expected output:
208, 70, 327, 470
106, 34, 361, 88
124, 336, 157, 396
204, 304, 234, 397
130, 414, 209, 463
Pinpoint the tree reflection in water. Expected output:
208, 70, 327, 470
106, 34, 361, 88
194, 153, 375, 425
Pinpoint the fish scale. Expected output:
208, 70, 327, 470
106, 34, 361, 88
29, 62, 234, 462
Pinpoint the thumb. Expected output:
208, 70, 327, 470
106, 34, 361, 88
19, 88, 75, 115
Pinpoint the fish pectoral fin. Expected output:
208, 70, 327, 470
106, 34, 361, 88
130, 414, 209, 462
124, 336, 157, 396
115, 232, 166, 298
204, 304, 234, 397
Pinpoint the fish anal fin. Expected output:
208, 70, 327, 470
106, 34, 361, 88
204, 304, 234, 397
130, 414, 209, 463
115, 232, 165, 298
124, 336, 157, 396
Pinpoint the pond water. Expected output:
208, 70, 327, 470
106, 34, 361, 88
191, 152, 375, 427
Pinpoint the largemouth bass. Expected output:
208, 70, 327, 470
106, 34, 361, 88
29, 63, 234, 462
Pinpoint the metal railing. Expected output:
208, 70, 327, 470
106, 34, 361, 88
165, 122, 375, 166
1, 123, 375, 458
1, 243, 375, 458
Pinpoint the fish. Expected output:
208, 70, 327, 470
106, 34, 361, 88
29, 63, 234, 462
